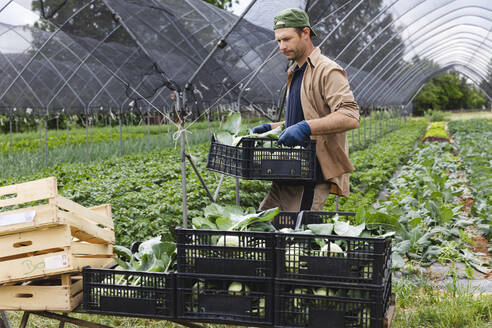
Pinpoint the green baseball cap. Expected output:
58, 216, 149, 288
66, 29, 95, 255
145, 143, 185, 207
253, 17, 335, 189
273, 8, 317, 37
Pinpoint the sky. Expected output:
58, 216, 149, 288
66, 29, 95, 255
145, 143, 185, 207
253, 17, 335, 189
0, 0, 37, 26
230, 0, 252, 15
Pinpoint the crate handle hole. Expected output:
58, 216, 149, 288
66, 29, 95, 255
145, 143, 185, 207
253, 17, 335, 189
15, 293, 33, 298
13, 241, 33, 248
0, 193, 17, 200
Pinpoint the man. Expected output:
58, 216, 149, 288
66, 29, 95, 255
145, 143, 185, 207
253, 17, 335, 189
252, 8, 360, 211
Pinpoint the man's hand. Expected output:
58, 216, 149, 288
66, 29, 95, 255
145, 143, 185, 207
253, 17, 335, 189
252, 123, 271, 134
278, 121, 311, 147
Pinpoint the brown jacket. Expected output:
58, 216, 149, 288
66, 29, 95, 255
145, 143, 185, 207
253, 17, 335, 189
286, 47, 360, 196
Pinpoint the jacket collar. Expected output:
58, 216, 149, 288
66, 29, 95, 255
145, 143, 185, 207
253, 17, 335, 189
288, 47, 321, 74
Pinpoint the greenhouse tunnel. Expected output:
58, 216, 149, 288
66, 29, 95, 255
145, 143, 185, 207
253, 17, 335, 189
0, 0, 490, 131
0, 0, 490, 115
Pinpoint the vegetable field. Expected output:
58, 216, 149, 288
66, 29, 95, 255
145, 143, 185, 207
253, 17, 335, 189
2, 116, 492, 328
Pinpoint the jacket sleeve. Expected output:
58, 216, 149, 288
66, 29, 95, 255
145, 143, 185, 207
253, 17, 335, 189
322, 67, 360, 121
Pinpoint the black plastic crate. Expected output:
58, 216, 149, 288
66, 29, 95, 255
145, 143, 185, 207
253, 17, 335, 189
177, 273, 273, 326
176, 228, 275, 277
82, 268, 175, 319
206, 136, 316, 181
272, 211, 356, 230
275, 276, 392, 328
275, 232, 391, 285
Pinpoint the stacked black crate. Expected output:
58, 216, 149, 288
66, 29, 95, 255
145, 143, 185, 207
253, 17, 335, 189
274, 211, 392, 328
190, 135, 317, 325
207, 137, 317, 181
83, 268, 176, 319
175, 229, 275, 326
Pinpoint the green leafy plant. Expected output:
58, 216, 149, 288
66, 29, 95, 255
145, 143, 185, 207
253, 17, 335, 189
448, 119, 492, 241
424, 122, 449, 139
114, 236, 176, 274
192, 203, 279, 232
215, 112, 284, 146
424, 109, 450, 122
360, 141, 490, 272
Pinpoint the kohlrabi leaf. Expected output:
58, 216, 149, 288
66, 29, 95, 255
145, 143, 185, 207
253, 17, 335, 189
334, 220, 365, 237
222, 113, 242, 135
114, 245, 132, 261
307, 223, 334, 236
204, 203, 226, 219
216, 216, 233, 230
216, 131, 234, 145
192, 216, 217, 230
392, 253, 405, 269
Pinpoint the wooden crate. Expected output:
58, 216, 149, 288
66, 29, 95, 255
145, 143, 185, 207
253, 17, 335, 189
0, 273, 83, 312
0, 224, 115, 284
0, 177, 116, 284
0, 177, 114, 243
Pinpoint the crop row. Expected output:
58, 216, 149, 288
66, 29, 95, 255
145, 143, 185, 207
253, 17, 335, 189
362, 140, 489, 272
0, 120, 225, 154
323, 119, 428, 212
448, 119, 492, 241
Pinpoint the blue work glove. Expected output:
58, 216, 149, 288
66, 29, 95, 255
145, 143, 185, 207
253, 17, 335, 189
252, 123, 271, 134
278, 121, 311, 147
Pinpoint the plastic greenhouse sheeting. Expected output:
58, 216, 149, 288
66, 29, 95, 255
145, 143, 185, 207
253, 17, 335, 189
0, 0, 490, 116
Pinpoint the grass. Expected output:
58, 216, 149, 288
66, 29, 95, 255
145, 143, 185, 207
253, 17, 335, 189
392, 278, 492, 328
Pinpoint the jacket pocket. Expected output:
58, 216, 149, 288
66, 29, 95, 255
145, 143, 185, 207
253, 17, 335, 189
316, 137, 354, 179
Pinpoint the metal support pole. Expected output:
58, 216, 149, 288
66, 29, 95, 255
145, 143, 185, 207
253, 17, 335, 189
44, 111, 48, 167
146, 106, 151, 151
363, 109, 367, 148
19, 312, 29, 328
357, 116, 361, 150
185, 154, 215, 203
58, 313, 67, 328
119, 105, 123, 156
0, 311, 11, 328
8, 108, 12, 155
378, 109, 382, 138
85, 108, 89, 163
65, 111, 69, 141
176, 93, 188, 228
109, 108, 112, 141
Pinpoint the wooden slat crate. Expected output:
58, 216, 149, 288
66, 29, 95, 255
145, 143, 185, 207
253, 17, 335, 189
0, 177, 114, 243
0, 273, 83, 312
0, 177, 116, 284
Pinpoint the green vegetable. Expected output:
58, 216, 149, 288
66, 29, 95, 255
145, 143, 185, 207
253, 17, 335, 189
285, 244, 307, 273
217, 235, 240, 247
228, 282, 250, 295
192, 203, 279, 232
114, 236, 176, 276
214, 112, 285, 146
292, 288, 309, 308
313, 287, 326, 296
320, 242, 346, 257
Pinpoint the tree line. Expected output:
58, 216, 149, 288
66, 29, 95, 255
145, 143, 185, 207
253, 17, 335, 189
412, 72, 490, 115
